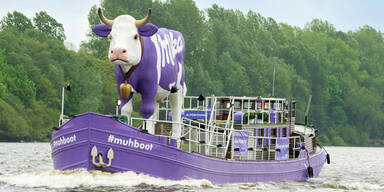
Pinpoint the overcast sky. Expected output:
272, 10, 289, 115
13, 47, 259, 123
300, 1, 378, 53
1, 0, 383, 49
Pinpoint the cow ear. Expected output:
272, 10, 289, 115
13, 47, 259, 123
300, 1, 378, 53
138, 23, 158, 37
92, 24, 111, 37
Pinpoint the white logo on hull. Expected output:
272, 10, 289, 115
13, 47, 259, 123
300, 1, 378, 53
52, 134, 76, 148
108, 134, 153, 151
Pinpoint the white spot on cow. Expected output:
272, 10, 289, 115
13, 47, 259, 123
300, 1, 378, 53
156, 85, 170, 101
150, 35, 161, 84
176, 62, 182, 89
152, 32, 184, 68
168, 82, 176, 91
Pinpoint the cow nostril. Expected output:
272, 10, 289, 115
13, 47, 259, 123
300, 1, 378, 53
111, 50, 114, 54
122, 50, 127, 53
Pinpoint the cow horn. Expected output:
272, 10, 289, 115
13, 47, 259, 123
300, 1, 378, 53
98, 8, 113, 27
135, 9, 151, 27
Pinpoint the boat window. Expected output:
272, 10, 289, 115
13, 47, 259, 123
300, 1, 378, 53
244, 101, 249, 109
282, 128, 287, 137
271, 128, 277, 137
271, 101, 276, 110
216, 101, 220, 108
276, 102, 282, 111
284, 101, 289, 110
234, 101, 241, 109
292, 102, 296, 117
257, 101, 262, 110
244, 101, 254, 109
264, 102, 269, 110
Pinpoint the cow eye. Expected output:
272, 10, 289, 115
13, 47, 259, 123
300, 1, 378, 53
107, 34, 112, 40
134, 34, 138, 40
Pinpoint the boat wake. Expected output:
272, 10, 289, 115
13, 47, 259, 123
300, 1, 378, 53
306, 177, 383, 191
1, 169, 383, 192
319, 181, 382, 191
0, 169, 215, 190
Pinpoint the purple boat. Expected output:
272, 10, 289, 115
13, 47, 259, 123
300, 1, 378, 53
52, 9, 328, 184
51, 96, 329, 184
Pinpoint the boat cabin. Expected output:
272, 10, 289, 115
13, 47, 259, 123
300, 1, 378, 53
129, 96, 317, 161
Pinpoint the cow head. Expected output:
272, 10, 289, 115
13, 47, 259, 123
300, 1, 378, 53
92, 8, 158, 66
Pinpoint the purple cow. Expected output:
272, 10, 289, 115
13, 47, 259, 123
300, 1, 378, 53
92, 8, 186, 139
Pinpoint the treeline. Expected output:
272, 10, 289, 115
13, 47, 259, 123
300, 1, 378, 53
0, 11, 113, 141
0, 0, 383, 145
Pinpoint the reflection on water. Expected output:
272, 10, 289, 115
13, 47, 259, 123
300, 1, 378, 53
0, 143, 383, 192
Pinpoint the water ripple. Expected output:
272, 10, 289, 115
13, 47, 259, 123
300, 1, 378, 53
0, 143, 383, 192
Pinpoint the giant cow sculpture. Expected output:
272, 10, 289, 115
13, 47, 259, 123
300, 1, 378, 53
92, 8, 186, 139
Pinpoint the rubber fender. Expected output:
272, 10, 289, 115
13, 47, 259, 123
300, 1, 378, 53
326, 153, 331, 164
307, 166, 314, 178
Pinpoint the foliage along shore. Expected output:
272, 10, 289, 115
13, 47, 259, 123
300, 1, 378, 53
0, 0, 383, 146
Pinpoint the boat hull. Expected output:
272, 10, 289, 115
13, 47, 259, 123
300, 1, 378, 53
51, 112, 327, 184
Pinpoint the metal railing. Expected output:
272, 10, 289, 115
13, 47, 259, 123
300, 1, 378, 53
158, 96, 289, 125
130, 117, 227, 158
232, 134, 303, 160
130, 117, 304, 160
127, 95, 304, 161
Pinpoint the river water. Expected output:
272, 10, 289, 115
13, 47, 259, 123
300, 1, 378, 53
0, 143, 383, 192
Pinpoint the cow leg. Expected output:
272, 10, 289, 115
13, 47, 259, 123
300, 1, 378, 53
169, 91, 184, 140
141, 93, 156, 134
146, 101, 159, 134
121, 100, 133, 124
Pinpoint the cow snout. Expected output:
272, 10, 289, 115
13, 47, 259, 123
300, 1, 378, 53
110, 48, 128, 62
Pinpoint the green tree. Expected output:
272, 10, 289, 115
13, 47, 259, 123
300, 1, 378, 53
33, 11, 66, 41
0, 11, 33, 32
